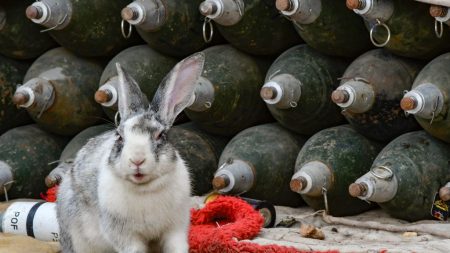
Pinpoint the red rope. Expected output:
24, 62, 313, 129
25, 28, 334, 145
189, 195, 339, 253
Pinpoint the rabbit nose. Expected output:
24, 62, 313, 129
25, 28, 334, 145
130, 158, 146, 166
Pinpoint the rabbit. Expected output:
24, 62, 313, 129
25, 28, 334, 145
56, 53, 205, 253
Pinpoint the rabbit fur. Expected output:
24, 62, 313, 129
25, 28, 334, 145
56, 53, 205, 253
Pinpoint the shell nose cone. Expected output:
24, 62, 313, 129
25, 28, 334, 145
400, 96, 417, 111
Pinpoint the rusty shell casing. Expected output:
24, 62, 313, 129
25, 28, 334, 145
124, 0, 218, 57
358, 0, 450, 60
405, 52, 450, 143
282, 0, 373, 58
262, 44, 348, 135
294, 125, 382, 216
26, 0, 141, 57
366, 131, 450, 221
0, 55, 33, 135
336, 49, 423, 142
19, 47, 105, 136
217, 123, 308, 207
0, 124, 68, 200
184, 44, 274, 136
207, 0, 302, 56
0, 0, 57, 59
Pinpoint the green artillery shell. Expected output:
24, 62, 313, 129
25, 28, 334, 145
276, 0, 373, 58
122, 0, 215, 57
402, 52, 450, 143
261, 45, 348, 135
96, 45, 178, 120
199, 0, 302, 56
13, 47, 105, 136
0, 1, 56, 60
214, 123, 307, 207
332, 49, 422, 142
293, 125, 382, 216
0, 55, 33, 135
168, 122, 229, 195
0, 124, 67, 200
184, 45, 273, 136
350, 131, 450, 221
25, 0, 141, 57
349, 0, 450, 60
45, 124, 114, 187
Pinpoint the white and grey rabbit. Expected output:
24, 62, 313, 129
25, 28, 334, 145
56, 53, 205, 253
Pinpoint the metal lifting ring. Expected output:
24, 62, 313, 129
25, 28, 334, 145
121, 19, 133, 39
435, 19, 444, 39
370, 165, 394, 180
203, 18, 213, 43
369, 19, 391, 47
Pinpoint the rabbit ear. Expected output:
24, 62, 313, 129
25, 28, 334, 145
151, 52, 205, 126
116, 63, 149, 121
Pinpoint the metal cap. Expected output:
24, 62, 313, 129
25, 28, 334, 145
331, 89, 350, 104
346, 0, 365, 10
12, 92, 30, 106
212, 175, 230, 190
430, 5, 448, 18
439, 186, 450, 202
275, 0, 292, 12
290, 176, 306, 193
260, 86, 278, 100
400, 96, 417, 111
121, 7, 139, 21
26, 5, 44, 20
348, 183, 367, 197
199, 1, 218, 16
94, 90, 112, 104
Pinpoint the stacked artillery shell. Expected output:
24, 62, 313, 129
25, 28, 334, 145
184, 45, 273, 136
347, 0, 450, 60
276, 0, 373, 58
212, 123, 308, 207
168, 122, 229, 195
96, 45, 178, 120
25, 0, 141, 57
260, 45, 348, 135
0, 55, 33, 135
291, 125, 382, 216
402, 52, 450, 143
0, 1, 56, 59
121, 0, 212, 57
349, 131, 450, 221
45, 124, 114, 188
13, 47, 104, 136
331, 49, 422, 142
0, 125, 67, 200
198, 0, 301, 56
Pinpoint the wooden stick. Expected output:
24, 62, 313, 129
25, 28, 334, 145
322, 212, 450, 239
